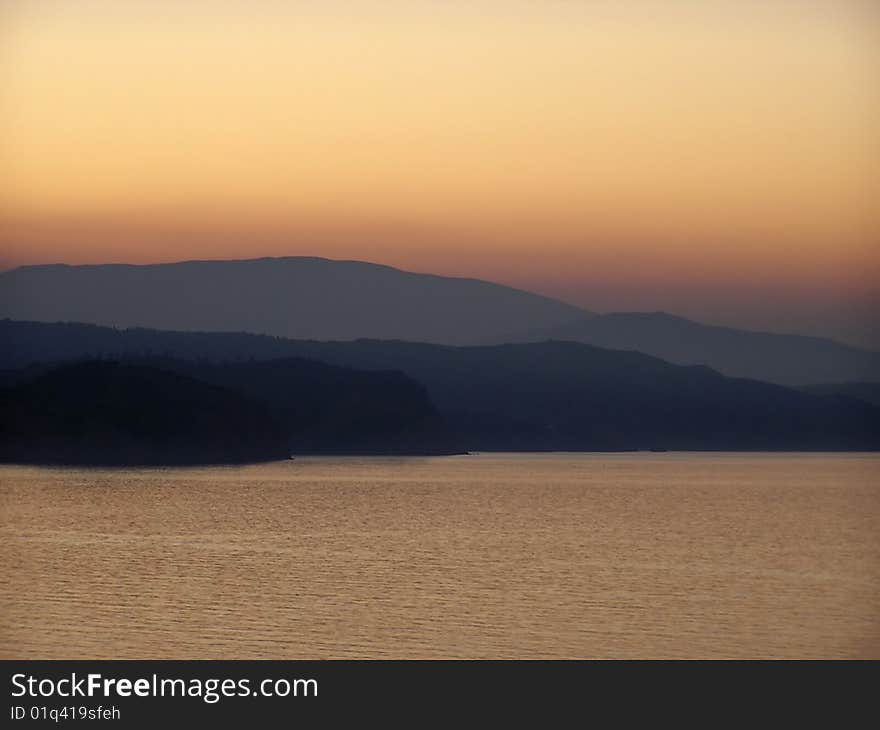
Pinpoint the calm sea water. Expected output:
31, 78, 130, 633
1, 453, 877, 659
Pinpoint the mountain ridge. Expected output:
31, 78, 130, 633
2, 256, 877, 385
501, 311, 880, 386
0, 256, 589, 345
2, 319, 877, 452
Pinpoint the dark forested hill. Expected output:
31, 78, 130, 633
132, 357, 462, 455
0, 361, 289, 465
0, 354, 463, 463
3, 320, 877, 452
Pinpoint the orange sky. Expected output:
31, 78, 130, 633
1, 1, 878, 346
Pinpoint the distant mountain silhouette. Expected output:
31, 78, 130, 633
2, 257, 876, 386
0, 257, 586, 345
3, 320, 877, 451
0, 361, 289, 465
503, 312, 880, 386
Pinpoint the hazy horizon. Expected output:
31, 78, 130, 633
1, 1, 877, 347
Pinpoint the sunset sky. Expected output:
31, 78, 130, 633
1, 1, 877, 346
